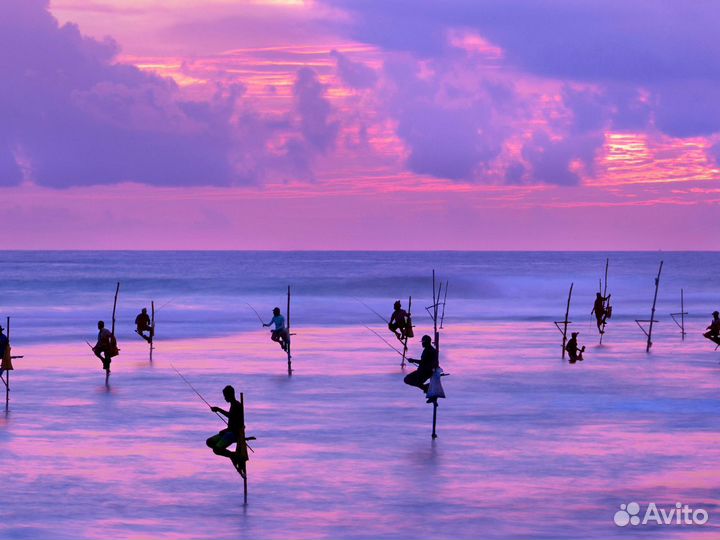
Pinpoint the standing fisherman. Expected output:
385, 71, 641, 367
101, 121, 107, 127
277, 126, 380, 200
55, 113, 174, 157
404, 335, 438, 400
135, 308, 153, 343
388, 300, 409, 342
263, 307, 289, 351
566, 332, 585, 363
93, 320, 117, 372
703, 311, 720, 345
206, 385, 246, 468
591, 292, 610, 334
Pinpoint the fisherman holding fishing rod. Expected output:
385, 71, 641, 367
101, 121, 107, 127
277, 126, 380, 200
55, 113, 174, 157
206, 385, 246, 467
404, 335, 439, 402
704, 311, 720, 346
92, 320, 117, 372
262, 307, 289, 352
591, 292, 611, 335
135, 307, 153, 343
388, 300, 409, 344
566, 332, 585, 363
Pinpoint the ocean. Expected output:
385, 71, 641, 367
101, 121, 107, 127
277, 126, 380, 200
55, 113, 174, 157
1, 251, 719, 539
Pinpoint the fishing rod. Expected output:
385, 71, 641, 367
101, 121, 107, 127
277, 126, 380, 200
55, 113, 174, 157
354, 298, 389, 324
364, 325, 405, 357
246, 303, 265, 326
155, 297, 177, 313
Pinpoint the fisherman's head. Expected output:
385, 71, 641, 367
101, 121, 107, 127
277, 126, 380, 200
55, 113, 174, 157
273, 307, 281, 316
714, 311, 719, 318
596, 293, 602, 298
0, 325, 4, 334
571, 332, 579, 337
394, 300, 402, 310
142, 308, 147, 314
98, 320, 105, 330
421, 334, 432, 347
222, 385, 235, 402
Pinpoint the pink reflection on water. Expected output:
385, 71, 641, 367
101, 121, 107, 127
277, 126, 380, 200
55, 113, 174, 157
3, 321, 720, 538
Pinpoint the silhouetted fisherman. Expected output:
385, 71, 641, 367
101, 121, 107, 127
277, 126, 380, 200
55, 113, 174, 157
704, 311, 720, 345
566, 331, 585, 363
206, 385, 245, 466
263, 307, 289, 351
405, 335, 438, 395
93, 320, 115, 371
0, 324, 8, 378
389, 300, 408, 342
135, 308, 153, 343
591, 292, 610, 334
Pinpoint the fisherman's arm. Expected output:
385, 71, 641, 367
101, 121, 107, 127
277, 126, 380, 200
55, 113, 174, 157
210, 406, 229, 417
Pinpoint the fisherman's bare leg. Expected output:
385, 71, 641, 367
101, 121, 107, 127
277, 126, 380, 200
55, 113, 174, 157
404, 370, 430, 393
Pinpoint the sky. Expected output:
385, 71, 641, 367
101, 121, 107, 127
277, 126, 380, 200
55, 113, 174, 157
1, 0, 719, 249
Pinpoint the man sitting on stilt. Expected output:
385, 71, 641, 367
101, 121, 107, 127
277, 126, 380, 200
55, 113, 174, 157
263, 307, 289, 351
405, 335, 438, 402
135, 308, 153, 343
93, 320, 116, 372
591, 293, 610, 334
566, 331, 585, 363
206, 385, 246, 472
703, 311, 720, 346
388, 300, 408, 343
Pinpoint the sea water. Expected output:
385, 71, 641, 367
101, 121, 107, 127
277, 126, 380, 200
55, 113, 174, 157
1, 251, 719, 539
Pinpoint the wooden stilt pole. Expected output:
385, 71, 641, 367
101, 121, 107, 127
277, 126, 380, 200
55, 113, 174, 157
439, 281, 448, 330
646, 262, 662, 352
554, 283, 573, 359
431, 271, 441, 439
599, 259, 610, 344
670, 289, 688, 340
5, 317, 10, 411
681, 289, 686, 339
111, 282, 119, 336
635, 262, 663, 352
241, 392, 248, 505
107, 282, 119, 384
401, 296, 411, 368
149, 300, 155, 361
286, 285, 292, 375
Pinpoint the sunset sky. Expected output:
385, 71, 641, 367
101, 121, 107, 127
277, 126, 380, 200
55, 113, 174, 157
2, 0, 720, 249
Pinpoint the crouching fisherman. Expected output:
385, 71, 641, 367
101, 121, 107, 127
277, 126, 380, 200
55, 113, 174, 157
704, 311, 720, 346
405, 335, 440, 400
566, 331, 585, 363
263, 307, 289, 351
135, 308, 153, 343
389, 301, 409, 342
93, 320, 118, 371
206, 385, 248, 473
591, 292, 611, 334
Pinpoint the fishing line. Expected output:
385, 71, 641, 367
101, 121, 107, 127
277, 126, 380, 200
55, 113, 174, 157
354, 298, 389, 324
364, 325, 405, 357
245, 303, 265, 326
169, 362, 227, 424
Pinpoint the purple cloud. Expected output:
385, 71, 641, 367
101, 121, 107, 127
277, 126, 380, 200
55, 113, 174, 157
293, 67, 339, 153
323, 0, 720, 175
0, 0, 331, 188
330, 49, 378, 89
